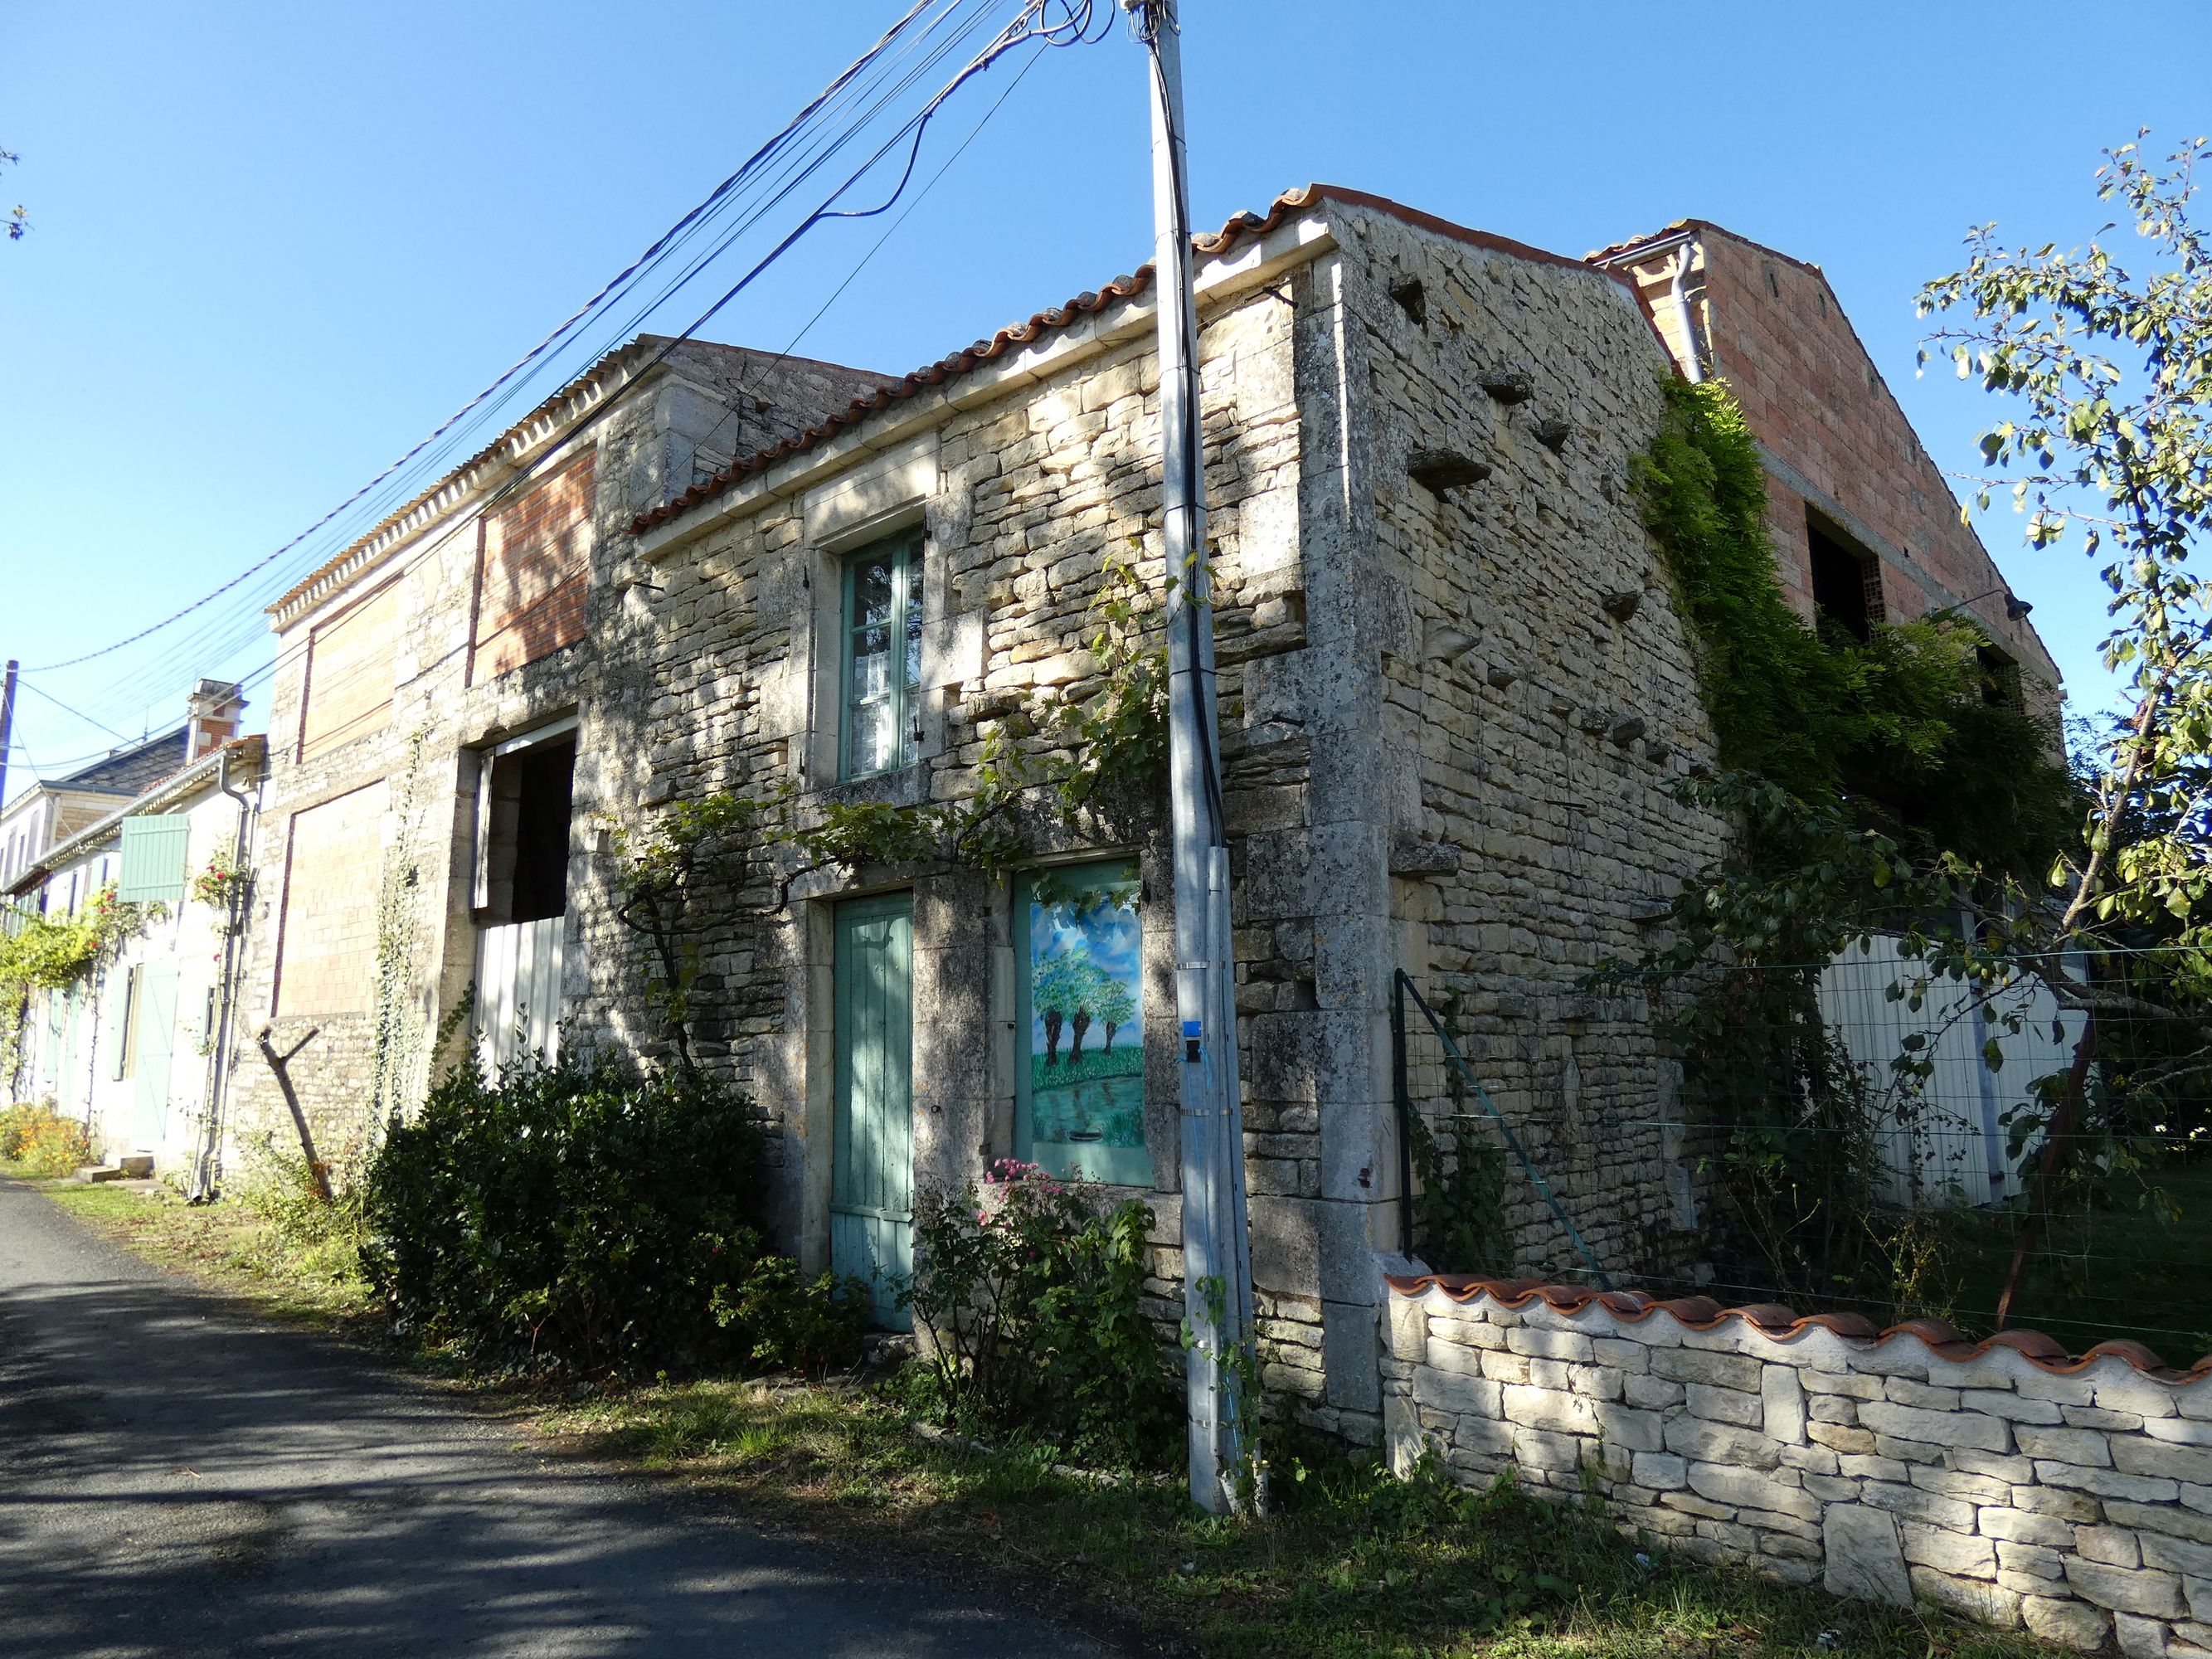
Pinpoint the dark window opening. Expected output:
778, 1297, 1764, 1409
1808, 513, 1882, 643
1978, 644, 2025, 711
475, 734, 576, 926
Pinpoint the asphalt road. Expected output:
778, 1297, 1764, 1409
0, 1177, 1107, 1658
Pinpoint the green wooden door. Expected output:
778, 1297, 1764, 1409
132, 965, 180, 1151
832, 893, 914, 1328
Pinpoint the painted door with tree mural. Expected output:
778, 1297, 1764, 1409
1016, 859, 1150, 1185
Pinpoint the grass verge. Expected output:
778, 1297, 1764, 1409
17, 1175, 2064, 1659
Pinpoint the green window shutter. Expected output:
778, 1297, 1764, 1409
118, 816, 189, 904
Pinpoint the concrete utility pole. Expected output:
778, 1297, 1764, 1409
0, 659, 17, 815
1126, 0, 1257, 1515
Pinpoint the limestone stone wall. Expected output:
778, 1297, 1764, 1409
591, 236, 1320, 1406
608, 190, 1747, 1439
1337, 200, 1728, 1282
1385, 1276, 2212, 1656
225, 340, 883, 1185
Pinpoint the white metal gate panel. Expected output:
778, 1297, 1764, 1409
1818, 937, 2080, 1209
474, 916, 566, 1073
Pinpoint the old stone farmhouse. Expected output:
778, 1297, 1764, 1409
224, 185, 2063, 1448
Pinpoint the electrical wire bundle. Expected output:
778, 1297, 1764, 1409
6, 0, 1114, 784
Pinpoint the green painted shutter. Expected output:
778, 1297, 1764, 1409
831, 894, 915, 1328
118, 816, 190, 904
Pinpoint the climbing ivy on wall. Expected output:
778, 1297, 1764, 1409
1635, 378, 2075, 876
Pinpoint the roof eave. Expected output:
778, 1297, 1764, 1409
636, 195, 1343, 560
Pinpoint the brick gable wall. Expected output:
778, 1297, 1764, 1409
471, 450, 596, 683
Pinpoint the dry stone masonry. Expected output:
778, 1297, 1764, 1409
1385, 1276, 2212, 1656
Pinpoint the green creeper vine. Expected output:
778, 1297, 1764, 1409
369, 729, 434, 1137
609, 547, 1170, 1070
1613, 380, 2088, 1317
1636, 378, 2074, 875
2, 883, 156, 1095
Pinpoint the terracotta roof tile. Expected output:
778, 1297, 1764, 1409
1388, 1273, 2212, 1383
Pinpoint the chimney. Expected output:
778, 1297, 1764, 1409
185, 679, 246, 762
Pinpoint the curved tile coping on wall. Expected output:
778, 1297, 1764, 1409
1385, 1274, 2212, 1384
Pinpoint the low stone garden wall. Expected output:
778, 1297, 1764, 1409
1383, 1275, 2212, 1656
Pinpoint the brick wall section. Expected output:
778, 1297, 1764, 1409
273, 781, 386, 1017
1385, 1279, 2212, 1655
1614, 228, 2061, 711
471, 450, 596, 681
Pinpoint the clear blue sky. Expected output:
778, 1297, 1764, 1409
3, 1, 2207, 800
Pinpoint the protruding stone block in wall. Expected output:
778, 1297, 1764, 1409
1388, 834, 1461, 877
1407, 449, 1493, 495
1824, 1503, 1913, 1608
1477, 367, 1534, 405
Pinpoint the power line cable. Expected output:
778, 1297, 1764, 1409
32, 0, 1108, 740
36, 0, 1033, 727
21, 0, 987, 678
12, 679, 131, 742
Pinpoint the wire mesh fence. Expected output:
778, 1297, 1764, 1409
1395, 947, 2212, 1367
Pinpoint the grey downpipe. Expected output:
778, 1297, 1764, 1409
190, 750, 255, 1202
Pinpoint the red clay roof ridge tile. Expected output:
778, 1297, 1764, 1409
1386, 1272, 2212, 1384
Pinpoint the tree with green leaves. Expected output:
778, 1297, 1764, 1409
1908, 132, 2212, 1322
1033, 947, 1094, 1068
1092, 974, 1136, 1055
1627, 134, 2212, 1330
1920, 132, 2212, 971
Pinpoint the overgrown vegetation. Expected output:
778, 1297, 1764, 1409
1621, 383, 2082, 1317
361, 1048, 865, 1376
1636, 379, 2074, 876
1614, 135, 2212, 1342
904, 1158, 1176, 1469
1, 883, 156, 1089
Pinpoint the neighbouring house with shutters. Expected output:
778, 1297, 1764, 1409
2, 711, 264, 1185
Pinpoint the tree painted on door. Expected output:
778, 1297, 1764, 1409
1021, 862, 1148, 1185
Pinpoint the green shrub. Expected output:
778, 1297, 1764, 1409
1, 1102, 90, 1177
362, 1051, 863, 1376
906, 1158, 1176, 1467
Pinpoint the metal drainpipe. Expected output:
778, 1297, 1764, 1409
190, 749, 255, 1202
1668, 241, 1705, 384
